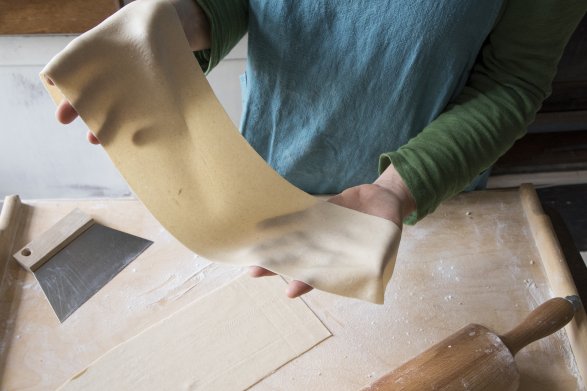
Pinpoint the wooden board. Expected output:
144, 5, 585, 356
0, 186, 585, 390
487, 170, 587, 188
0, 0, 120, 35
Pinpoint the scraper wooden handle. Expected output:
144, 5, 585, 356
12, 208, 94, 272
499, 296, 579, 355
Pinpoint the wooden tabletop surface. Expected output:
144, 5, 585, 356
0, 186, 585, 390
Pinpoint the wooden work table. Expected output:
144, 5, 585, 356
0, 185, 585, 390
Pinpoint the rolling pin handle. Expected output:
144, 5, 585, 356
499, 296, 578, 356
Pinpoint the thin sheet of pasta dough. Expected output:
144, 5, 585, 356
40, 0, 401, 303
57, 275, 331, 390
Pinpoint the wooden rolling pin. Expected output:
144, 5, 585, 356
363, 296, 580, 391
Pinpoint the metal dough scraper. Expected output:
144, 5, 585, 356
13, 208, 152, 322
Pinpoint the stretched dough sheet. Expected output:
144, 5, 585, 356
57, 275, 331, 390
40, 0, 401, 303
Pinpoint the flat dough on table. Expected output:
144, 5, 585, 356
57, 275, 331, 390
40, 0, 401, 303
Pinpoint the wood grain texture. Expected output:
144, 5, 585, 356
500, 297, 576, 356
520, 183, 587, 388
12, 208, 93, 272
361, 324, 519, 391
362, 297, 577, 391
0, 195, 22, 265
0, 0, 120, 35
487, 170, 587, 189
0, 195, 25, 388
0, 189, 584, 390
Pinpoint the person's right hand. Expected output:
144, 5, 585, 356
52, 0, 211, 145
49, 73, 100, 144
55, 97, 101, 144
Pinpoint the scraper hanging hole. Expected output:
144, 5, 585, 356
21, 248, 31, 256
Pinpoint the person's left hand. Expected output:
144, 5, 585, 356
250, 165, 416, 298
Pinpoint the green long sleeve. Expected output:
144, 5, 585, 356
193, 0, 586, 224
379, 0, 587, 224
194, 0, 248, 72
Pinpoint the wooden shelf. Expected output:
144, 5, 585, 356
0, 0, 121, 35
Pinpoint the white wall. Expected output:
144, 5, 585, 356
0, 35, 246, 200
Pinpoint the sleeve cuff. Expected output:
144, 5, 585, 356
194, 0, 248, 73
379, 152, 434, 225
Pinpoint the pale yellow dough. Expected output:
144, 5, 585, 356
40, 0, 401, 303
57, 275, 331, 390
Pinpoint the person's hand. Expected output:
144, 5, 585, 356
250, 164, 416, 299
54, 96, 101, 144
49, 72, 99, 143
328, 183, 405, 227
249, 266, 315, 298
52, 0, 211, 144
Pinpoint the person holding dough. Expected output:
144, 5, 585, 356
53, 0, 587, 298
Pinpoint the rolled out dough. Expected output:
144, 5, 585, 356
40, 0, 401, 303
57, 275, 331, 390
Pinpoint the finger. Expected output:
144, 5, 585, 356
286, 280, 313, 298
56, 100, 79, 124
248, 266, 276, 278
327, 193, 345, 206
87, 131, 101, 145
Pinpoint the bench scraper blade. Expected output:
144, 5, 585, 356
34, 223, 152, 322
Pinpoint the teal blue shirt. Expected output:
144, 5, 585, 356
239, 1, 502, 194
196, 0, 587, 223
